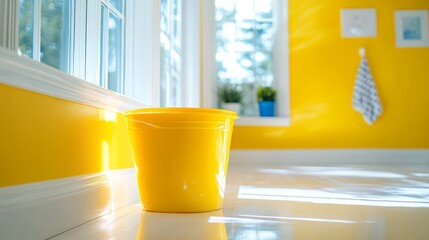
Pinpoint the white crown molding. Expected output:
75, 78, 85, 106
230, 149, 429, 165
0, 168, 140, 240
0, 47, 148, 113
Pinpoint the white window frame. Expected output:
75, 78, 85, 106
181, 0, 200, 107
160, 0, 182, 107
202, 0, 290, 126
0, 0, 153, 111
133, 0, 202, 108
72, 0, 87, 79
159, 0, 201, 107
17, 0, 75, 73
137, 0, 161, 106
99, 0, 125, 93
0, 46, 147, 112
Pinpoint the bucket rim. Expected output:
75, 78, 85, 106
124, 107, 239, 119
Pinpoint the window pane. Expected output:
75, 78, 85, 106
161, 0, 168, 34
255, 51, 273, 86
100, 5, 108, 88
172, 0, 181, 48
240, 83, 258, 116
160, 0, 182, 107
107, 12, 123, 92
216, 0, 274, 116
109, 0, 122, 13
215, 0, 234, 22
255, 21, 273, 50
160, 36, 170, 107
235, 0, 254, 21
171, 50, 181, 106
217, 22, 236, 51
236, 21, 254, 42
40, 0, 72, 72
19, 0, 34, 58
255, 0, 272, 19
235, 21, 255, 52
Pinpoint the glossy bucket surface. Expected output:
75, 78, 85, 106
124, 108, 238, 213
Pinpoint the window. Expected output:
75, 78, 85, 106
160, 0, 182, 107
19, 0, 73, 73
216, 0, 272, 116
158, 0, 201, 107
214, 0, 289, 119
5, 0, 286, 120
1, 0, 148, 112
100, 0, 124, 93
17, 0, 126, 95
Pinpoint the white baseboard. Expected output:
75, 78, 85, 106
230, 149, 429, 165
0, 168, 140, 240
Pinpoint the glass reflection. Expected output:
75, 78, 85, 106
40, 0, 72, 72
107, 12, 122, 92
19, 0, 34, 58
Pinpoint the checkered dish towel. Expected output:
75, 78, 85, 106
352, 57, 382, 125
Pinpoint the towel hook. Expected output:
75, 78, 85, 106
359, 47, 366, 57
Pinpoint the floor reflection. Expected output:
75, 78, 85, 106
136, 210, 227, 240
238, 185, 429, 207
234, 165, 429, 208
51, 163, 429, 240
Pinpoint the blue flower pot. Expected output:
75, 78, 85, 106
258, 101, 275, 117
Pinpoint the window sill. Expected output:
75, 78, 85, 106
0, 47, 148, 113
235, 116, 291, 126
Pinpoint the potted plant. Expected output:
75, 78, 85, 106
218, 84, 242, 114
257, 86, 276, 117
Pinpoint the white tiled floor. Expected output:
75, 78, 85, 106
51, 162, 429, 240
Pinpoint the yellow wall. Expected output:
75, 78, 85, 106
0, 83, 134, 187
232, 0, 429, 149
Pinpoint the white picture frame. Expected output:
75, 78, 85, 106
395, 10, 429, 47
341, 9, 377, 38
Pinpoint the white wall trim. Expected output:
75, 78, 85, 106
230, 149, 429, 165
0, 47, 148, 113
0, 168, 140, 240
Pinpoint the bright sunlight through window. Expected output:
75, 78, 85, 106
216, 0, 275, 116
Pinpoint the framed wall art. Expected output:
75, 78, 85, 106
395, 10, 429, 47
341, 9, 377, 38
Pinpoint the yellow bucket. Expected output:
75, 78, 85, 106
124, 108, 238, 213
